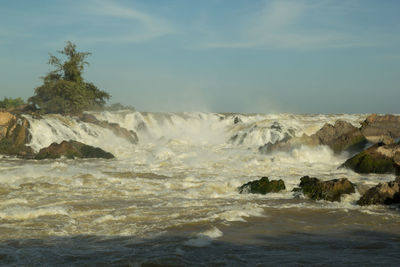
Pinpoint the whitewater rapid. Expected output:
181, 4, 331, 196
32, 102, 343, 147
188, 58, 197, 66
1, 111, 400, 265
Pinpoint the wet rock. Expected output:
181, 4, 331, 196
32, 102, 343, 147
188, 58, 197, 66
238, 177, 285, 194
79, 114, 138, 144
258, 135, 317, 154
311, 120, 367, 153
79, 113, 98, 124
357, 177, 400, 206
342, 142, 400, 174
233, 116, 242, 124
270, 121, 282, 132
35, 140, 114, 159
259, 120, 366, 154
293, 176, 355, 202
360, 114, 400, 143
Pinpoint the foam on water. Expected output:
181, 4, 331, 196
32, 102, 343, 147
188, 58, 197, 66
183, 227, 223, 247
0, 205, 68, 220
2, 111, 388, 241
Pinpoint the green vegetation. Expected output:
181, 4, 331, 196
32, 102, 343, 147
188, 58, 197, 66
29, 41, 110, 115
0, 97, 25, 110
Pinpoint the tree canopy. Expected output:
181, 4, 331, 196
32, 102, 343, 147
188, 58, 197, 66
29, 41, 110, 115
0, 97, 25, 110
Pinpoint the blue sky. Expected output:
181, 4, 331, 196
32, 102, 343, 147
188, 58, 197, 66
0, 0, 399, 113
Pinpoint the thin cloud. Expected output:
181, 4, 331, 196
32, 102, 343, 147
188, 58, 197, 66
195, 0, 390, 50
77, 0, 177, 44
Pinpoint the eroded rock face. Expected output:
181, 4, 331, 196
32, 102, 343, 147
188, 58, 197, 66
357, 178, 400, 206
0, 113, 33, 157
79, 114, 138, 144
311, 120, 367, 153
238, 177, 286, 194
35, 140, 114, 159
0, 112, 16, 139
293, 176, 355, 202
342, 143, 400, 174
360, 114, 400, 143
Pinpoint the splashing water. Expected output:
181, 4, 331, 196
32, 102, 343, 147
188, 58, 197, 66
1, 111, 399, 265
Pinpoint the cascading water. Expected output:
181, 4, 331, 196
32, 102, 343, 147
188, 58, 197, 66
1, 111, 399, 266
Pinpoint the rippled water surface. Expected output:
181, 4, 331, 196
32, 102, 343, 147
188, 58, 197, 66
1, 112, 400, 266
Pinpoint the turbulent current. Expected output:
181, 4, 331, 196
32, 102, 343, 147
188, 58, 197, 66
1, 111, 400, 266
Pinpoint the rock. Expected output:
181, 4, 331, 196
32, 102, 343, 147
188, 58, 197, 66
259, 120, 366, 154
79, 113, 98, 124
258, 135, 318, 154
357, 177, 400, 206
0, 113, 33, 157
233, 116, 242, 124
311, 120, 367, 153
238, 177, 285, 194
0, 112, 15, 125
293, 176, 355, 202
35, 140, 114, 159
341, 142, 400, 174
360, 114, 400, 143
79, 114, 138, 144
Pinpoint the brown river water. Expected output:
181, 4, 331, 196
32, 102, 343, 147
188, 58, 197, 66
0, 111, 399, 266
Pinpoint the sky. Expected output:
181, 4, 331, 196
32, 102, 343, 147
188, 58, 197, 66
0, 0, 399, 114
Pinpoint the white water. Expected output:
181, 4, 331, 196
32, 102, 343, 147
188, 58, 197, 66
2, 111, 400, 265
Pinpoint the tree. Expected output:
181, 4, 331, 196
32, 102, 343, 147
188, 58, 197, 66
29, 41, 110, 115
0, 97, 25, 110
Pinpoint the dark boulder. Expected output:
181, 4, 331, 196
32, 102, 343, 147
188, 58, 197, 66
233, 116, 242, 124
293, 176, 355, 202
360, 114, 400, 143
238, 177, 285, 194
342, 142, 400, 174
357, 177, 400, 206
35, 140, 114, 159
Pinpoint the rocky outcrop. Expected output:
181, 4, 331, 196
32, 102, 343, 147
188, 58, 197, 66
260, 120, 366, 154
238, 177, 285, 194
35, 140, 114, 159
293, 176, 355, 202
79, 113, 138, 144
0, 112, 33, 157
357, 177, 400, 206
360, 114, 400, 143
310, 120, 367, 153
342, 142, 400, 174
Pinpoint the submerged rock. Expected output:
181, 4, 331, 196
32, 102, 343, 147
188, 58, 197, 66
35, 140, 114, 159
0, 112, 33, 157
360, 114, 400, 143
79, 114, 139, 144
293, 176, 355, 202
238, 177, 285, 194
342, 142, 400, 174
357, 178, 400, 206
